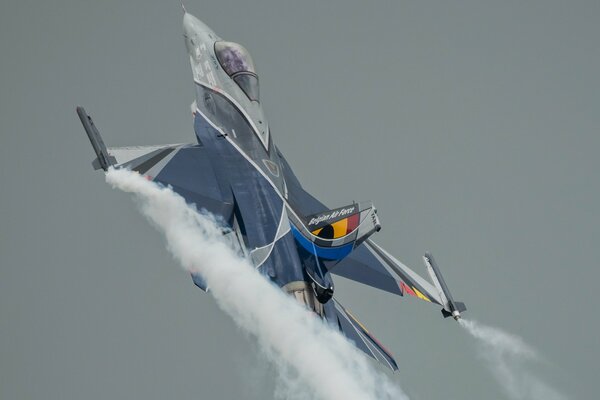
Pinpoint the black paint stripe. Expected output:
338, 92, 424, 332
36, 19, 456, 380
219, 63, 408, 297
133, 148, 175, 175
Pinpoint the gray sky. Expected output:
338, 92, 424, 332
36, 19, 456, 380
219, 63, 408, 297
1, 1, 598, 399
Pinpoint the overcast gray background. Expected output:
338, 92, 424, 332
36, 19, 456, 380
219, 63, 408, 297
1, 1, 598, 399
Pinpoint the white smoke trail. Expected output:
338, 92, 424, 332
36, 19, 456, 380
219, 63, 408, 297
459, 319, 567, 400
105, 168, 407, 400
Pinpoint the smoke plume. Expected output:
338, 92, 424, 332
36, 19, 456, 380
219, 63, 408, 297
105, 168, 406, 400
459, 319, 567, 400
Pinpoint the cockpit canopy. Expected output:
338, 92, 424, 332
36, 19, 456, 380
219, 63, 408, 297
215, 41, 259, 102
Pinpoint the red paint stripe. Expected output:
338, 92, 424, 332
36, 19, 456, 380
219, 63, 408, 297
346, 213, 360, 234
400, 281, 417, 297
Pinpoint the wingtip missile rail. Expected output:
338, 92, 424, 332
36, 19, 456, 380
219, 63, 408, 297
76, 106, 116, 171
423, 252, 466, 320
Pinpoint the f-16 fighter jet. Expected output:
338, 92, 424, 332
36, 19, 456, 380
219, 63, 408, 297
77, 10, 466, 371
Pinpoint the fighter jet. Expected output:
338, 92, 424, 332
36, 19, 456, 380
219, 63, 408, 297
77, 10, 466, 371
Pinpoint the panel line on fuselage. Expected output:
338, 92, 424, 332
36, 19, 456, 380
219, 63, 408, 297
194, 106, 297, 218
250, 203, 291, 268
194, 105, 351, 264
194, 79, 269, 150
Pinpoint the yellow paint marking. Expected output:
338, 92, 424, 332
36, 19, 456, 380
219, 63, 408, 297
345, 309, 370, 334
331, 218, 348, 238
413, 287, 431, 302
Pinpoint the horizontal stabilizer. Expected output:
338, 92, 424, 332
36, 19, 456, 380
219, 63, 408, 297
328, 299, 398, 371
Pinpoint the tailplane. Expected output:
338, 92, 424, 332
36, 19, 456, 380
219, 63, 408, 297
327, 298, 398, 371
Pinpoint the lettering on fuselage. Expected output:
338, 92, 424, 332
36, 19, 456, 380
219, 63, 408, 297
192, 43, 218, 87
307, 206, 357, 227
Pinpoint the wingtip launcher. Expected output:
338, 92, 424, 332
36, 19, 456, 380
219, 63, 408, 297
423, 252, 467, 320
76, 106, 117, 171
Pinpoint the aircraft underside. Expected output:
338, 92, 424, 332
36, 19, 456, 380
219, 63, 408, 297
76, 9, 466, 373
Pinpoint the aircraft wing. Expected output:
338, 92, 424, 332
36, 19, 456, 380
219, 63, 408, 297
334, 241, 443, 305
331, 227, 467, 320
114, 143, 235, 221
278, 148, 440, 302
78, 107, 237, 293
78, 107, 234, 222
278, 148, 465, 316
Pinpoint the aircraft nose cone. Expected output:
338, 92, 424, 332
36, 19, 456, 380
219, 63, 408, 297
183, 12, 215, 38
183, 13, 196, 37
